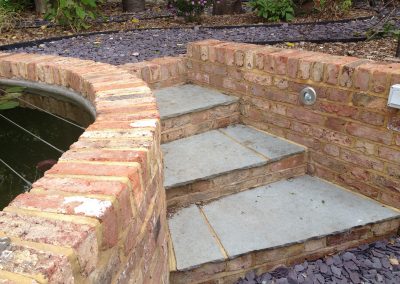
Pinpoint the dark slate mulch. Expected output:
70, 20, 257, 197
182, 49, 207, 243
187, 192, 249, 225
10, 9, 400, 65
236, 237, 400, 284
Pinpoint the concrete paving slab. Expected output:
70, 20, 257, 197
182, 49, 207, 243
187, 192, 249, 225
202, 175, 400, 258
154, 84, 238, 119
220, 124, 305, 160
162, 129, 267, 188
168, 205, 225, 270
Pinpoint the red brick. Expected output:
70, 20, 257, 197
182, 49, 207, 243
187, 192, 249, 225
337, 174, 380, 199
287, 107, 325, 125
254, 47, 282, 70
264, 50, 301, 75
311, 152, 348, 174
377, 146, 400, 163
387, 163, 400, 180
351, 92, 387, 110
326, 226, 372, 246
339, 59, 370, 88
388, 115, 400, 132
346, 123, 392, 145
291, 121, 352, 146
325, 117, 347, 132
357, 111, 385, 126
370, 173, 400, 194
316, 102, 358, 118
324, 57, 360, 85
286, 132, 320, 150
0, 242, 75, 282
323, 143, 340, 157
0, 211, 98, 275
340, 149, 384, 171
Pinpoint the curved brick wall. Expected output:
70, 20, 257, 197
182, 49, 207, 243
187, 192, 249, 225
183, 39, 400, 209
0, 53, 168, 283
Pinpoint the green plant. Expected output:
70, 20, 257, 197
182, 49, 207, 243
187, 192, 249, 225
171, 0, 213, 22
248, 0, 295, 22
0, 6, 19, 32
0, 0, 33, 11
314, 0, 352, 15
45, 0, 102, 31
0, 86, 25, 110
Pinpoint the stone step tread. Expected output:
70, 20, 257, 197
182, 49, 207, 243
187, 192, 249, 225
162, 124, 305, 189
168, 175, 400, 271
154, 84, 238, 119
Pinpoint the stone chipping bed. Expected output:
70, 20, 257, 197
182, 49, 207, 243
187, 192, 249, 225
11, 11, 400, 65
236, 238, 400, 284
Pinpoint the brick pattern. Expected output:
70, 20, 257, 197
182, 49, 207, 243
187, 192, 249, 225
120, 56, 187, 90
161, 103, 240, 143
167, 153, 307, 209
171, 218, 400, 284
0, 53, 168, 283
185, 39, 400, 209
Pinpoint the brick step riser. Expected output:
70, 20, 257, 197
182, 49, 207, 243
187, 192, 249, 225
166, 152, 307, 209
161, 102, 240, 143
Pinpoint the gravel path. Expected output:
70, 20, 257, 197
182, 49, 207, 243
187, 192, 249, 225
11, 11, 400, 65
236, 237, 400, 284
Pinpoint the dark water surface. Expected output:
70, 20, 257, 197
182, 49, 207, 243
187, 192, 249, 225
0, 106, 85, 210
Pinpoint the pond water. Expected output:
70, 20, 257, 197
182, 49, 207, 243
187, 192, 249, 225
0, 92, 90, 210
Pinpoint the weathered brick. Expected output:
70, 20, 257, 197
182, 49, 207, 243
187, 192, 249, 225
0, 211, 98, 275
377, 146, 400, 163
341, 148, 384, 171
346, 123, 392, 145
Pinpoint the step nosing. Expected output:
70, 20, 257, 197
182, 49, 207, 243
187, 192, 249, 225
165, 160, 269, 189
160, 100, 238, 120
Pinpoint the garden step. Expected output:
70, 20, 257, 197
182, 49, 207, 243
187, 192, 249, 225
154, 84, 240, 143
162, 124, 306, 208
168, 175, 400, 284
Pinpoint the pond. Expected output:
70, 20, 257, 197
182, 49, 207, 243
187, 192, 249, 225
0, 84, 93, 210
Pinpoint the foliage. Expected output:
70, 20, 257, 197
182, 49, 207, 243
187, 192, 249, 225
171, 0, 213, 22
314, 0, 352, 15
0, 6, 18, 33
45, 0, 103, 31
0, 86, 25, 110
366, 20, 400, 40
248, 0, 295, 22
0, 0, 33, 12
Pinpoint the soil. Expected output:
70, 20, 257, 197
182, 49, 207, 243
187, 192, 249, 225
275, 37, 400, 62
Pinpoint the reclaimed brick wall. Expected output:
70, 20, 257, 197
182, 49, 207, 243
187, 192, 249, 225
185, 39, 400, 209
0, 53, 168, 283
121, 56, 187, 90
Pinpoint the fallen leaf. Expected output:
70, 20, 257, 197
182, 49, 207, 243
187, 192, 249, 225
389, 257, 399, 265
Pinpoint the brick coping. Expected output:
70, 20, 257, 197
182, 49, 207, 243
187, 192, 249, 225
0, 53, 168, 283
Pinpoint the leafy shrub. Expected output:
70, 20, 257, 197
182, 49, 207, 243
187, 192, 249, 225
46, 0, 103, 31
315, 0, 352, 15
171, 0, 213, 22
0, 6, 19, 32
0, 0, 33, 12
248, 0, 295, 22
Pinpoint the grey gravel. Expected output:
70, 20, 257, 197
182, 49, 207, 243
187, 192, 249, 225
236, 237, 400, 284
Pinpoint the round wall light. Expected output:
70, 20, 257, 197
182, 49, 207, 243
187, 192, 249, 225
300, 87, 317, 106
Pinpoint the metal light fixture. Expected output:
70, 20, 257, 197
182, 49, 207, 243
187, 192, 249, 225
300, 87, 317, 106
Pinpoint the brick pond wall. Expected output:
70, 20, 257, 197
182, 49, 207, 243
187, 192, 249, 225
0, 53, 168, 283
183, 39, 400, 209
